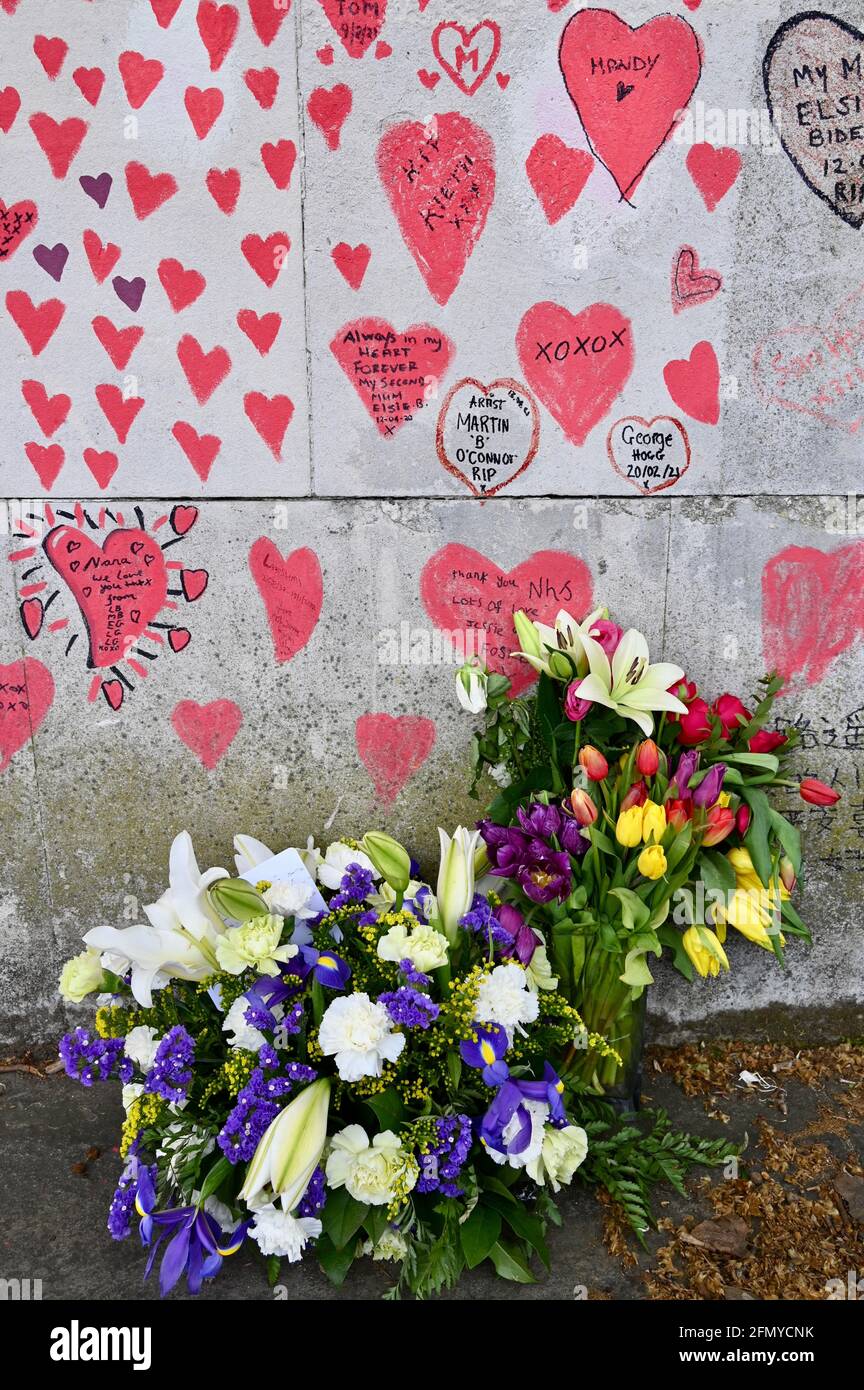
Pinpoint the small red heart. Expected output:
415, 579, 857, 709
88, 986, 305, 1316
261, 139, 296, 190
316, 45, 335, 66
307, 84, 352, 150
149, 0, 183, 26
172, 421, 222, 481
20, 598, 44, 640
96, 383, 145, 443
547, 0, 570, 10
158, 257, 206, 311
196, 1, 239, 72
21, 379, 70, 436
241, 231, 289, 287
91, 316, 143, 370
118, 51, 165, 109
355, 714, 436, 805
496, 72, 510, 89
84, 448, 119, 489
83, 229, 121, 283
0, 197, 38, 260
172, 698, 242, 768
185, 85, 224, 139
0, 86, 20, 132
168, 627, 191, 652
171, 505, 199, 535
34, 35, 68, 80
236, 308, 281, 355
205, 166, 240, 213
375, 42, 392, 59
6, 291, 65, 355
176, 335, 231, 404
247, 0, 290, 46
25, 440, 64, 489
125, 159, 178, 219
244, 66, 279, 108
663, 341, 721, 425
686, 143, 742, 212
671, 244, 723, 314
102, 680, 124, 711
244, 391, 293, 460
417, 69, 441, 90
683, 0, 702, 10
331, 242, 371, 291
73, 67, 105, 106
29, 113, 88, 179
526, 135, 594, 224
181, 568, 209, 602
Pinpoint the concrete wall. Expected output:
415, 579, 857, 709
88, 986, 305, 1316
1, 0, 863, 1047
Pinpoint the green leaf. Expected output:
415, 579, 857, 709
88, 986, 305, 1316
363, 1206, 391, 1245
700, 850, 736, 896
363, 1086, 405, 1133
724, 752, 781, 774
316, 1232, 356, 1286
320, 1186, 369, 1250
484, 1194, 550, 1269
589, 827, 618, 856
197, 1155, 232, 1204
657, 922, 695, 980
489, 1240, 536, 1283
740, 786, 774, 887
266, 1254, 281, 1288
460, 1204, 502, 1269
479, 1173, 519, 1201
446, 1051, 462, 1092
609, 887, 650, 932
768, 809, 802, 874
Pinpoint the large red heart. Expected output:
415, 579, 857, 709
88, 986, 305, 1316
318, 0, 386, 58
44, 525, 168, 669
762, 542, 864, 690
248, 538, 323, 664
248, 0, 291, 47
558, 9, 701, 200
172, 698, 243, 768
0, 197, 38, 262
752, 285, 864, 435
377, 112, 495, 305
516, 300, 634, 446
355, 713, 436, 805
432, 20, 500, 95
420, 544, 593, 696
196, 1, 239, 71
118, 51, 164, 109
330, 317, 455, 437
0, 659, 54, 772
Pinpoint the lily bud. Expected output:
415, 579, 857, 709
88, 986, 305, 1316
361, 832, 412, 894
635, 739, 660, 776
513, 610, 543, 659
239, 1078, 331, 1211
621, 779, 648, 811
437, 826, 481, 945
578, 745, 608, 782
702, 805, 735, 847
799, 777, 841, 807
779, 857, 797, 893
455, 660, 488, 714
209, 877, 269, 923
666, 797, 692, 830
735, 804, 751, 836
570, 788, 598, 826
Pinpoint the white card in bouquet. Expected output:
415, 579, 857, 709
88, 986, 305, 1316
239, 848, 328, 917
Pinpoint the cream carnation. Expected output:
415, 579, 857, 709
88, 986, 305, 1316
326, 1125, 418, 1207
377, 920, 448, 974
526, 1124, 589, 1191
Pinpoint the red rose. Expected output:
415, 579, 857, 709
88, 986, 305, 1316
748, 730, 787, 754
712, 693, 751, 739
666, 676, 697, 723
677, 697, 712, 745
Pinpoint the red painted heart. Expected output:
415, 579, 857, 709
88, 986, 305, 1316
663, 340, 720, 425
158, 258, 206, 311
244, 67, 279, 108
261, 139, 295, 189
172, 698, 243, 768
21, 379, 70, 436
377, 112, 495, 305
237, 309, 281, 355
355, 713, 436, 805
331, 242, 371, 290
185, 86, 224, 139
0, 659, 54, 772
318, 0, 386, 58
525, 136, 593, 225
330, 317, 455, 437
6, 291, 65, 354
752, 285, 864, 435
516, 301, 634, 446
125, 160, 178, 219
432, 20, 500, 95
671, 244, 722, 313
248, 538, 323, 664
91, 316, 143, 370
29, 114, 88, 178
172, 421, 222, 481
306, 84, 352, 151
686, 143, 742, 212
196, 1, 239, 72
44, 525, 168, 669
762, 542, 864, 690
83, 230, 121, 283
248, 0, 290, 47
95, 383, 145, 443
0, 197, 38, 262
25, 441, 64, 489
420, 543, 593, 696
177, 334, 231, 403
118, 51, 165, 109
244, 392, 293, 459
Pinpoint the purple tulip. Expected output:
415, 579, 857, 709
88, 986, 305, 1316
671, 749, 700, 794
515, 843, 572, 904
517, 802, 562, 840
692, 762, 727, 808
496, 902, 539, 966
559, 814, 590, 858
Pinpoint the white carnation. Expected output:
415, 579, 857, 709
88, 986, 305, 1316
249, 1205, 321, 1260
317, 842, 379, 891
123, 1025, 160, 1072
318, 993, 405, 1081
263, 879, 319, 920
475, 963, 540, 1034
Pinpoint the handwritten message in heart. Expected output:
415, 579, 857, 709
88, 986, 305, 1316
432, 21, 501, 95
0, 659, 54, 772
752, 284, 864, 434
377, 112, 496, 305
436, 376, 540, 496
319, 0, 387, 58
420, 544, 593, 697
330, 317, 455, 437
516, 301, 634, 446
607, 415, 691, 494
44, 525, 168, 668
558, 8, 701, 200
0, 197, 38, 261
764, 13, 864, 229
249, 538, 323, 664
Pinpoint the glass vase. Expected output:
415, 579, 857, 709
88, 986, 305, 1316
564, 938, 647, 1111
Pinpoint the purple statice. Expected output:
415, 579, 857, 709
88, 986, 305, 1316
297, 1165, 327, 1218
218, 1058, 318, 1164
416, 1115, 473, 1197
330, 862, 375, 908
378, 986, 439, 1030
144, 1025, 195, 1103
459, 894, 511, 949
59, 1028, 132, 1087
358, 909, 378, 926
107, 1157, 155, 1241
399, 958, 430, 986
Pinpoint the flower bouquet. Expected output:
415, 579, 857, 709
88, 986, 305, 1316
457, 606, 841, 1104
57, 827, 625, 1298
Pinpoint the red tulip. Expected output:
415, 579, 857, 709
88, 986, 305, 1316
780, 857, 797, 893
678, 697, 712, 746
636, 738, 660, 777
667, 797, 692, 830
712, 693, 751, 739
570, 788, 598, 826
702, 805, 735, 846
621, 779, 649, 811
735, 804, 750, 836
578, 745, 608, 782
799, 777, 841, 807
749, 730, 787, 754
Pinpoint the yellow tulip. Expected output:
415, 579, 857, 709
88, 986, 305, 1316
682, 926, 729, 978
641, 800, 667, 844
615, 806, 644, 847
714, 888, 786, 951
637, 844, 667, 879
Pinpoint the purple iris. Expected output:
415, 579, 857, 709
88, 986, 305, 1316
671, 749, 700, 794
692, 762, 727, 808
496, 903, 539, 967
299, 945, 352, 990
460, 1023, 510, 1086
135, 1165, 250, 1296
479, 1064, 569, 1158
513, 1062, 569, 1128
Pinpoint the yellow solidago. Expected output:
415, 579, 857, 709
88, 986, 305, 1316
120, 1093, 163, 1158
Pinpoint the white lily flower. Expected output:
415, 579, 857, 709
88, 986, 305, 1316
317, 841, 379, 891
143, 830, 229, 948
436, 826, 481, 945
455, 661, 488, 713
233, 833, 274, 875
573, 629, 687, 736
513, 607, 607, 679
